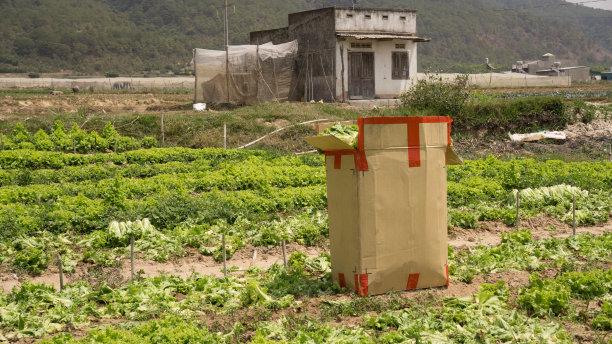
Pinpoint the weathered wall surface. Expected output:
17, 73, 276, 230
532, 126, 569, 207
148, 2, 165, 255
335, 8, 417, 33
250, 28, 290, 45
415, 73, 572, 88
335, 38, 418, 100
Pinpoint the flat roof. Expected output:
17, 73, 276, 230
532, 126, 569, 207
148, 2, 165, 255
289, 6, 417, 16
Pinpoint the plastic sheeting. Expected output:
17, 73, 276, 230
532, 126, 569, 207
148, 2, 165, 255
193, 40, 298, 105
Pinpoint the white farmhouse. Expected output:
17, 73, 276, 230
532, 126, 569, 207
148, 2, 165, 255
250, 7, 429, 102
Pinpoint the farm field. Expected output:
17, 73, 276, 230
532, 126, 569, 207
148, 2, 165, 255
0, 87, 611, 343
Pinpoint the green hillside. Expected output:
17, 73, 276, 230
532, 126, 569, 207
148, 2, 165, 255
0, 0, 610, 74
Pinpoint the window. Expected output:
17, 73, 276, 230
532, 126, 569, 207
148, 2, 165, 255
351, 42, 372, 49
364, 14, 371, 19
392, 52, 409, 80
395, 44, 406, 49
347, 13, 353, 18
400, 16, 406, 21
382, 15, 389, 20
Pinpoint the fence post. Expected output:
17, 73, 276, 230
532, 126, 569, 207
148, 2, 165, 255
222, 233, 227, 277
282, 240, 287, 267
515, 191, 520, 230
572, 194, 576, 236
57, 253, 64, 290
161, 112, 165, 147
131, 235, 135, 281
223, 123, 227, 149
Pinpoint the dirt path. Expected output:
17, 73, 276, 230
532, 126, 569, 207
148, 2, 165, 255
1, 218, 609, 293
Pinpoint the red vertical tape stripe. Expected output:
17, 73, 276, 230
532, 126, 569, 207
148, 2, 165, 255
445, 265, 450, 286
406, 120, 421, 168
406, 273, 420, 290
338, 273, 346, 288
354, 274, 369, 296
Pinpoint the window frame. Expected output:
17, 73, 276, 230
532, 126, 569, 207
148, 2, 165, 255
392, 51, 409, 80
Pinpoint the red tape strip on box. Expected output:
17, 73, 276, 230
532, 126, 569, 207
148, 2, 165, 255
338, 273, 346, 288
354, 274, 369, 296
446, 265, 450, 286
324, 150, 357, 170
356, 117, 452, 171
406, 273, 420, 290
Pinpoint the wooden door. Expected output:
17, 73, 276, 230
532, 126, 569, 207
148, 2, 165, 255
348, 52, 375, 99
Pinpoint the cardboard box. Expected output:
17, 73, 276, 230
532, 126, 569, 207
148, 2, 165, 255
304, 116, 462, 296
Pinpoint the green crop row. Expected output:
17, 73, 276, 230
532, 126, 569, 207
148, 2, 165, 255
0, 121, 158, 153
0, 162, 325, 205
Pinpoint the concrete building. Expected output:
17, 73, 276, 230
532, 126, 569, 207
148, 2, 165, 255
250, 7, 429, 102
512, 53, 591, 82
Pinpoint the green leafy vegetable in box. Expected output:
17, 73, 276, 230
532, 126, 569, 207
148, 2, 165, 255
319, 123, 359, 148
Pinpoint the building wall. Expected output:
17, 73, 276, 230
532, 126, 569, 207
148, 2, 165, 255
250, 28, 290, 45
334, 8, 417, 33
335, 37, 418, 100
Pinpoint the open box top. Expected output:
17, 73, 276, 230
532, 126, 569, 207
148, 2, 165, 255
305, 116, 463, 167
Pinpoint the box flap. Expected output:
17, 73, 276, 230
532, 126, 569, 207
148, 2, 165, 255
303, 135, 355, 151
446, 147, 463, 165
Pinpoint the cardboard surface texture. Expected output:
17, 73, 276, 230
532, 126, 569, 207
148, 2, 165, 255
305, 116, 461, 296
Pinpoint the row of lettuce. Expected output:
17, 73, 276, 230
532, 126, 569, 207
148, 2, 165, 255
0, 121, 158, 153
0, 149, 609, 241
1, 231, 609, 342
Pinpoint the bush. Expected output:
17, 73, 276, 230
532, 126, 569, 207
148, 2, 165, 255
27, 72, 40, 78
141, 136, 158, 149
104, 71, 119, 78
400, 74, 470, 117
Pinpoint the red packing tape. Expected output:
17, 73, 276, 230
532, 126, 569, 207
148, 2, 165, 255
338, 273, 346, 288
406, 273, 420, 290
354, 274, 369, 296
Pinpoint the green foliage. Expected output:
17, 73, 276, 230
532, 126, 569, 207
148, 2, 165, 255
319, 122, 358, 148
140, 136, 158, 149
400, 74, 471, 117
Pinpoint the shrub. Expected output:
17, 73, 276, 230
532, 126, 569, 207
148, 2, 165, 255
27, 72, 40, 78
400, 74, 471, 117
141, 136, 158, 149
104, 71, 119, 78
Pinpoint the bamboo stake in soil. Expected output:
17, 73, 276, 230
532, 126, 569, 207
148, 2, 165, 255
572, 194, 576, 236
223, 123, 227, 149
161, 112, 165, 147
516, 191, 520, 229
282, 240, 287, 267
57, 253, 64, 290
222, 233, 227, 277
131, 235, 135, 281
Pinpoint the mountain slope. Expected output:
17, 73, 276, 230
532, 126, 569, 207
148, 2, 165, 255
0, 0, 610, 74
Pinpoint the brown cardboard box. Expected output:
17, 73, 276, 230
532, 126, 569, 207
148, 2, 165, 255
304, 116, 462, 296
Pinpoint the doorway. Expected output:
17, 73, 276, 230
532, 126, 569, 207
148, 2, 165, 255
348, 52, 375, 99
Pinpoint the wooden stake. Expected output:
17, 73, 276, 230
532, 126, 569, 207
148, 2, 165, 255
572, 194, 576, 236
516, 191, 520, 230
94, 136, 97, 152
161, 112, 165, 147
114, 135, 118, 153
72, 138, 76, 154
282, 240, 287, 267
223, 123, 227, 149
222, 233, 227, 277
130, 235, 135, 281
57, 253, 64, 290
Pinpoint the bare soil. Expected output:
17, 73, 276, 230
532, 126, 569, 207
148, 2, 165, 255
2, 218, 609, 294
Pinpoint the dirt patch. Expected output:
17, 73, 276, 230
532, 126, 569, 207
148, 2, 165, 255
449, 217, 611, 249
0, 243, 326, 293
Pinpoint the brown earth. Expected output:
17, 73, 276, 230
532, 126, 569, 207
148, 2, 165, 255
0, 93, 189, 116
1, 218, 609, 294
